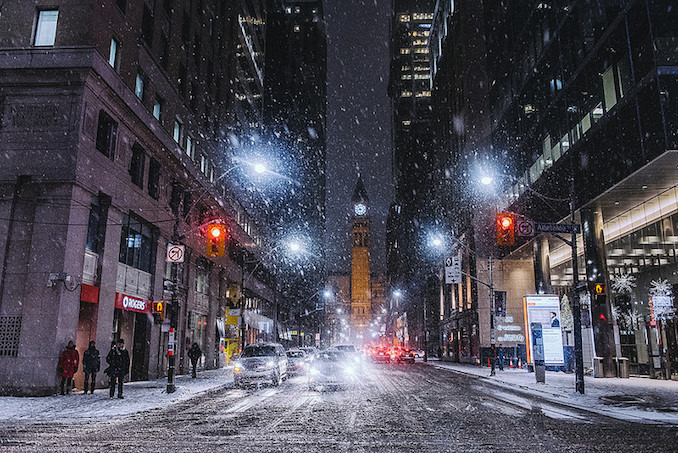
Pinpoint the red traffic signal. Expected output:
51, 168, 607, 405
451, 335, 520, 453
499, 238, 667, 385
206, 223, 227, 257
496, 213, 515, 246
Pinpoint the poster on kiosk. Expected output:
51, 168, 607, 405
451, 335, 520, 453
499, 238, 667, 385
523, 295, 564, 365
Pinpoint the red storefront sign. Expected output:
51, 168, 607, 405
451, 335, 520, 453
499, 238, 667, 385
114, 292, 151, 314
80, 284, 100, 304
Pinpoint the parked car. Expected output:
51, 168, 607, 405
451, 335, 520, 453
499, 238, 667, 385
308, 350, 358, 391
286, 349, 307, 376
233, 343, 288, 388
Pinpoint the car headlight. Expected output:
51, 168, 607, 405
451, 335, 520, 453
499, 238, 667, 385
309, 367, 320, 376
266, 360, 275, 368
353, 356, 360, 363
234, 362, 242, 373
344, 366, 356, 375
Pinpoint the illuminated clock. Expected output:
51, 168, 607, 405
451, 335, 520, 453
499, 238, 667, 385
354, 203, 367, 216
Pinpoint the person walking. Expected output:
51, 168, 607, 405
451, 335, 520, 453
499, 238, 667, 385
497, 344, 505, 371
187, 342, 202, 378
106, 338, 130, 399
82, 341, 100, 394
57, 341, 79, 395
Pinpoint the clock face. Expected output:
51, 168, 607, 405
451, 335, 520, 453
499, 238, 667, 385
354, 203, 367, 216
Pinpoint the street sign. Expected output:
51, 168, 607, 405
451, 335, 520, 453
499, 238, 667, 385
445, 257, 461, 284
516, 219, 535, 237
535, 222, 580, 234
166, 244, 185, 263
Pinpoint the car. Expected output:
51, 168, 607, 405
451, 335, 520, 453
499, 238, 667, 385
308, 350, 359, 391
299, 346, 319, 361
233, 343, 288, 388
370, 345, 391, 363
413, 349, 425, 359
286, 349, 307, 375
393, 347, 415, 364
328, 343, 363, 372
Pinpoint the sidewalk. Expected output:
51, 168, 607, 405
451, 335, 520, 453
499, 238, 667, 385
0, 367, 234, 422
431, 360, 678, 425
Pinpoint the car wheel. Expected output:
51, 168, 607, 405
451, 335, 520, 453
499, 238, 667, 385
272, 372, 281, 386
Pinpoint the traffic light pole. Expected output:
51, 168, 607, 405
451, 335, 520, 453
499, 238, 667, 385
569, 177, 585, 394
167, 222, 180, 394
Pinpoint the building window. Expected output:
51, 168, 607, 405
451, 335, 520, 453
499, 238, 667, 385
294, 25, 300, 32
400, 48, 410, 55
173, 118, 183, 143
135, 72, 144, 100
153, 96, 163, 121
109, 38, 120, 70
141, 5, 154, 45
196, 265, 209, 294
129, 143, 145, 188
399, 14, 410, 22
119, 214, 155, 273
148, 158, 160, 200
34, 9, 58, 46
95, 111, 117, 159
86, 193, 111, 254
401, 90, 412, 97
185, 135, 194, 159
200, 153, 207, 174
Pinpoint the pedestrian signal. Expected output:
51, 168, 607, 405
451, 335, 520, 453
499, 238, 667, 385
152, 301, 165, 322
594, 283, 606, 295
496, 213, 515, 246
206, 224, 226, 257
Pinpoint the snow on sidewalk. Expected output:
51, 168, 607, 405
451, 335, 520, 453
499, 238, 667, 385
0, 367, 234, 422
432, 360, 678, 425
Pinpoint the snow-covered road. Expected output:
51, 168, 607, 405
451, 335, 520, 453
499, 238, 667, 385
1, 362, 676, 452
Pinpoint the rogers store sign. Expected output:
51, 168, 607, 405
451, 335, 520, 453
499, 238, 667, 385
115, 293, 151, 314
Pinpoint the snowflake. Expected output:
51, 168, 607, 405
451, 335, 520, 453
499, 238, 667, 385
649, 279, 672, 297
611, 272, 636, 294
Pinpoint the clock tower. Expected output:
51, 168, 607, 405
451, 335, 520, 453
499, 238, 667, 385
350, 176, 371, 344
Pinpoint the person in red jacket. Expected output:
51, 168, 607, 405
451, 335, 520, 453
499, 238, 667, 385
58, 341, 79, 395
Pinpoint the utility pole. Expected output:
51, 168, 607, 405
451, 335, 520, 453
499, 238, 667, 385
570, 176, 585, 394
489, 256, 495, 376
240, 251, 246, 352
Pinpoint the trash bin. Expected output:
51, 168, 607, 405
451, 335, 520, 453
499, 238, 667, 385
593, 357, 604, 378
616, 357, 630, 378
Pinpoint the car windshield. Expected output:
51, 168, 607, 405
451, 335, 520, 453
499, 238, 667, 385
287, 351, 304, 358
241, 346, 276, 357
334, 345, 356, 353
316, 351, 347, 362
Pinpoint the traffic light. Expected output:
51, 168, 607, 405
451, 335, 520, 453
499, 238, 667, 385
152, 301, 165, 322
206, 223, 226, 257
496, 213, 515, 246
594, 283, 606, 295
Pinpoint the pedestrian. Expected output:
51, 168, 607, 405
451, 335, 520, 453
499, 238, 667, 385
57, 340, 79, 395
106, 338, 130, 399
490, 344, 496, 376
187, 342, 202, 378
498, 344, 504, 371
82, 340, 100, 394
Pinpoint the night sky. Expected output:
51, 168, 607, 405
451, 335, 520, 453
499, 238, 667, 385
324, 0, 393, 275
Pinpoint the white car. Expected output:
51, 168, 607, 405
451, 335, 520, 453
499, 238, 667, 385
234, 343, 288, 387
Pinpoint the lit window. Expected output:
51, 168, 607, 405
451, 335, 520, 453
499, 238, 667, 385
401, 65, 411, 71
135, 72, 144, 99
414, 73, 429, 79
173, 118, 183, 143
286, 6, 292, 13
399, 14, 410, 22
200, 154, 207, 174
153, 96, 163, 121
415, 91, 431, 97
402, 120, 411, 126
400, 48, 410, 55
34, 9, 59, 46
185, 136, 194, 159
412, 12, 434, 21
401, 74, 412, 80
294, 25, 300, 32
109, 38, 119, 69
401, 90, 412, 97
414, 47, 429, 54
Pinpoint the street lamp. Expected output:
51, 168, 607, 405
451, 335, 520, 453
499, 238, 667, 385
480, 172, 585, 394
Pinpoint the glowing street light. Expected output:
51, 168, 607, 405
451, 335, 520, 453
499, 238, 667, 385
480, 175, 494, 185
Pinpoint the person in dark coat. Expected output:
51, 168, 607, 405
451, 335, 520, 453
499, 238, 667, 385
82, 341, 100, 394
57, 341, 79, 395
106, 338, 130, 399
187, 343, 202, 378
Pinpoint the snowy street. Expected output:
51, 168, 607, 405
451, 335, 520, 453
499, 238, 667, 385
2, 362, 677, 452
